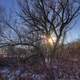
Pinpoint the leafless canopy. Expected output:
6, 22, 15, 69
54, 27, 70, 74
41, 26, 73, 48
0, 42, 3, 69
17, 0, 80, 46
0, 0, 80, 49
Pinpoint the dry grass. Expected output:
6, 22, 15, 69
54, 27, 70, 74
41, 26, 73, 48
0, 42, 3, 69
0, 42, 80, 80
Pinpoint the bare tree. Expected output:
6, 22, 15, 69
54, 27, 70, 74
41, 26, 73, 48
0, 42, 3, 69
16, 0, 80, 54
0, 0, 80, 55
13, 0, 80, 79
0, 0, 80, 79
0, 0, 80, 51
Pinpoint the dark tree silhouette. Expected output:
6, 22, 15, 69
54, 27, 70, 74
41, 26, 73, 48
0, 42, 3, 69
16, 0, 80, 54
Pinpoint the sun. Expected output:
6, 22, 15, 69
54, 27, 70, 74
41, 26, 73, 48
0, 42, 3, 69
48, 37, 53, 45
41, 34, 57, 46
48, 36, 57, 46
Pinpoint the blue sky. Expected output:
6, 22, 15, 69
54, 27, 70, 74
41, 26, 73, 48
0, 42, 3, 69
0, 0, 80, 43
66, 17, 80, 43
0, 0, 18, 14
0, 0, 14, 10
